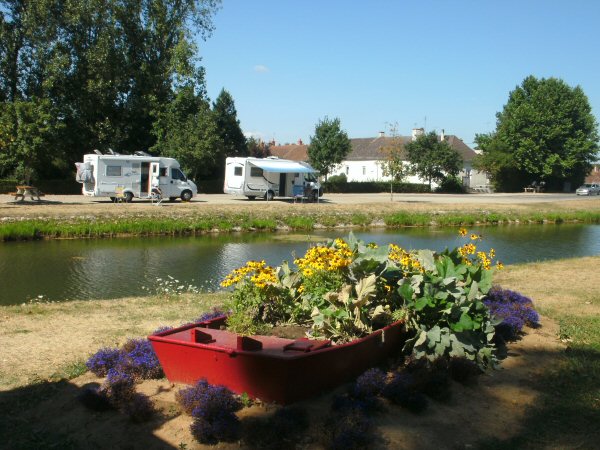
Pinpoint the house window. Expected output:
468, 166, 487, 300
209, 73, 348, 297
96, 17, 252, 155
250, 167, 263, 177
362, 166, 366, 176
345, 166, 349, 175
106, 165, 122, 176
234, 167, 242, 176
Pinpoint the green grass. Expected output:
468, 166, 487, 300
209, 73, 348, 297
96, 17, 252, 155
480, 314, 600, 449
2, 209, 600, 241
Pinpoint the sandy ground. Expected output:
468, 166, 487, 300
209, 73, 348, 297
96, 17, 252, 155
1, 192, 600, 221
0, 318, 563, 449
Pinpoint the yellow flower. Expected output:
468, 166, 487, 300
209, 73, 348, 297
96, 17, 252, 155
458, 228, 468, 237
496, 262, 504, 270
470, 234, 481, 241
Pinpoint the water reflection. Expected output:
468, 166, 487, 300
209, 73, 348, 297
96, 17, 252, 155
1, 224, 598, 305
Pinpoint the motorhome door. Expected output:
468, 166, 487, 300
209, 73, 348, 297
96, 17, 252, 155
150, 162, 160, 194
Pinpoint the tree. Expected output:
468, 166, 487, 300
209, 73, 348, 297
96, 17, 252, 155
0, 0, 221, 180
151, 82, 223, 181
212, 88, 247, 176
0, 97, 65, 182
476, 76, 599, 191
404, 131, 462, 189
379, 122, 409, 200
247, 137, 269, 157
307, 117, 351, 179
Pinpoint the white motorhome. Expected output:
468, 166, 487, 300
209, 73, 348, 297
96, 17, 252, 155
75, 151, 198, 202
224, 157, 322, 201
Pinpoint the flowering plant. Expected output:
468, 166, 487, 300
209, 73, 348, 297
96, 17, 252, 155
221, 230, 506, 369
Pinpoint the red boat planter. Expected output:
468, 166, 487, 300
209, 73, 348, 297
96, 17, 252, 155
149, 316, 407, 404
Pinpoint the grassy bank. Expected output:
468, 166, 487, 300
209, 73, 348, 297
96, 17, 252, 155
2, 208, 600, 241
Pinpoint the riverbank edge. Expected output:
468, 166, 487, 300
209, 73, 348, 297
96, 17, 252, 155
2, 207, 600, 241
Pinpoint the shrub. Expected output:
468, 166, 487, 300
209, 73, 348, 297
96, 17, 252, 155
102, 368, 136, 405
121, 338, 163, 379
322, 408, 378, 450
435, 175, 465, 193
352, 368, 387, 398
381, 372, 428, 413
483, 287, 540, 341
122, 393, 156, 423
190, 413, 241, 445
86, 347, 125, 377
178, 380, 243, 445
176, 379, 242, 417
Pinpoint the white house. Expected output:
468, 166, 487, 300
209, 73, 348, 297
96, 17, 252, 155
269, 130, 489, 189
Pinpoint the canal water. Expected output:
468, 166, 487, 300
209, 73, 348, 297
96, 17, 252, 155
1, 224, 599, 305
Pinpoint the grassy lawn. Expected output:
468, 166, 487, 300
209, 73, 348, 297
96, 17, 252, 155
485, 257, 600, 448
0, 257, 599, 448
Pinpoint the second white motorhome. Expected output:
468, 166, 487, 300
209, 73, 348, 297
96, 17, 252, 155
75, 151, 198, 202
224, 157, 322, 201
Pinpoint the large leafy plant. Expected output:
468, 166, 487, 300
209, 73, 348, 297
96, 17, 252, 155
221, 229, 504, 369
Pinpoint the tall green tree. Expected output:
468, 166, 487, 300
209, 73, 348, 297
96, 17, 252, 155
0, 0, 221, 179
404, 131, 462, 189
476, 76, 599, 191
307, 117, 351, 179
0, 98, 65, 182
151, 82, 223, 181
212, 88, 247, 176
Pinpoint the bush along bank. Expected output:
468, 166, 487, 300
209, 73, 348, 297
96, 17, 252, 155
2, 209, 600, 241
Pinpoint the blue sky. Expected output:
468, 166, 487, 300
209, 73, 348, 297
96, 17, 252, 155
198, 0, 600, 147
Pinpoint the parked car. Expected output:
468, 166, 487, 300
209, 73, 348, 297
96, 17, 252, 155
576, 183, 600, 196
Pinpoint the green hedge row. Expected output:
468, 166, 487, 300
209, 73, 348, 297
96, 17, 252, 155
322, 180, 431, 194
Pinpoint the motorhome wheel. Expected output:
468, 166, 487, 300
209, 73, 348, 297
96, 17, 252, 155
246, 196, 256, 200
265, 190, 274, 201
124, 192, 134, 203
181, 190, 192, 202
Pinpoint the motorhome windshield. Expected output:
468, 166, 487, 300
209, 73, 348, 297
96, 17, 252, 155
306, 173, 317, 182
171, 168, 187, 181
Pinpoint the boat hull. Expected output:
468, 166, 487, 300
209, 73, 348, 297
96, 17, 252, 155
149, 317, 407, 404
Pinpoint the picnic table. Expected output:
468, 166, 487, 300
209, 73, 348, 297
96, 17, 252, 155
11, 185, 45, 201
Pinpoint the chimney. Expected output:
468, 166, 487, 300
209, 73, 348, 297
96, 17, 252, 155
411, 128, 424, 141
297, 138, 303, 145
378, 131, 385, 138
440, 129, 445, 141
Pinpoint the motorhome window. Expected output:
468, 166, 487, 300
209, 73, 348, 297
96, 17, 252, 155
106, 165, 122, 176
306, 173, 316, 182
171, 168, 186, 181
234, 167, 243, 176
159, 168, 167, 177
250, 167, 263, 177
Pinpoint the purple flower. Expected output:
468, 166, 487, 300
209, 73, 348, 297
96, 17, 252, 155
194, 309, 226, 323
176, 379, 242, 418
103, 368, 135, 404
86, 347, 125, 377
121, 338, 163, 379
484, 287, 540, 340
352, 368, 387, 398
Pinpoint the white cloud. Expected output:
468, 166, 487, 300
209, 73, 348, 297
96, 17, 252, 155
244, 131, 264, 139
253, 65, 269, 73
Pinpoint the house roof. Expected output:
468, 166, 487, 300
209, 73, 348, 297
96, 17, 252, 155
345, 135, 477, 162
268, 135, 477, 163
269, 144, 309, 161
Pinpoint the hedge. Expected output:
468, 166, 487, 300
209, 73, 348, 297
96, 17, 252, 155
322, 180, 431, 194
